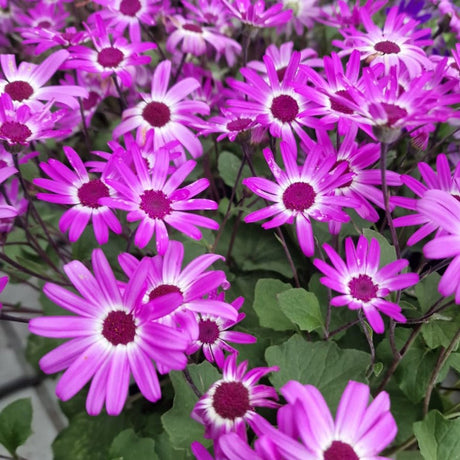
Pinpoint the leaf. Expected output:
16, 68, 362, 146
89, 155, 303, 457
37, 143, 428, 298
217, 151, 251, 197
413, 411, 460, 460
253, 278, 294, 331
422, 307, 460, 349
161, 362, 220, 451
109, 429, 157, 460
415, 273, 443, 313
0, 398, 33, 456
278, 288, 324, 333
52, 412, 127, 460
154, 432, 191, 460
397, 452, 424, 460
265, 334, 370, 412
363, 228, 396, 267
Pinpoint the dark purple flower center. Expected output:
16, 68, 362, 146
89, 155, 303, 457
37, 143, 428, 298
374, 40, 401, 54
102, 310, 136, 345
148, 283, 183, 301
183, 23, 203, 33
282, 182, 316, 211
323, 441, 359, 460
381, 102, 408, 126
0, 121, 32, 144
119, 0, 141, 16
226, 118, 252, 132
77, 179, 110, 209
198, 319, 220, 344
270, 94, 299, 123
142, 101, 171, 128
38, 20, 52, 28
5, 81, 34, 102
276, 66, 287, 82
0, 160, 7, 169
82, 91, 100, 111
140, 189, 172, 219
212, 381, 250, 420
348, 274, 378, 302
97, 47, 124, 68
329, 89, 354, 115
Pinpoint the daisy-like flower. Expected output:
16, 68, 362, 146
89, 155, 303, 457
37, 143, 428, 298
260, 379, 397, 459
221, 0, 292, 28
187, 294, 256, 368
192, 353, 279, 440
227, 52, 313, 150
166, 15, 241, 59
200, 109, 257, 142
101, 141, 218, 254
0, 178, 27, 233
0, 51, 88, 111
392, 153, 460, 246
243, 142, 357, 257
418, 190, 460, 302
113, 59, 210, 160
334, 6, 432, 78
0, 94, 69, 146
117, 240, 239, 332
279, 0, 320, 35
313, 236, 419, 333
14, 2, 68, 32
29, 249, 189, 416
34, 146, 122, 245
66, 14, 156, 88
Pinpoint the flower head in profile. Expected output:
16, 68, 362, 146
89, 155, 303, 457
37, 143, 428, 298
113, 59, 209, 160
101, 142, 218, 254
314, 236, 418, 333
34, 146, 122, 245
192, 353, 279, 440
29, 249, 189, 415
243, 141, 356, 257
260, 380, 397, 459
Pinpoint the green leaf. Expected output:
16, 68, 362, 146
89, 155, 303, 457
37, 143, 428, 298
265, 334, 370, 412
413, 411, 460, 460
397, 452, 424, 460
154, 432, 191, 460
161, 362, 220, 451
363, 228, 396, 267
415, 273, 443, 313
217, 151, 251, 195
253, 278, 294, 331
52, 412, 127, 460
0, 398, 33, 456
422, 308, 460, 349
278, 288, 324, 333
109, 429, 157, 460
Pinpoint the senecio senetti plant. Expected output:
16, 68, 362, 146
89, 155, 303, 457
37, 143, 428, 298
0, 0, 459, 459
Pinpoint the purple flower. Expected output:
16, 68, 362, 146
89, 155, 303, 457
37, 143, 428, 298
260, 380, 397, 459
0, 275, 8, 309
192, 353, 279, 440
29, 249, 189, 415
0, 50, 87, 110
101, 144, 218, 254
34, 146, 122, 245
0, 178, 27, 233
418, 189, 460, 302
243, 142, 356, 257
113, 59, 210, 160
392, 153, 460, 245
314, 236, 418, 333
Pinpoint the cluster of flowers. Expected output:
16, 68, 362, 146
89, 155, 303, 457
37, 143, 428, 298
0, 0, 458, 458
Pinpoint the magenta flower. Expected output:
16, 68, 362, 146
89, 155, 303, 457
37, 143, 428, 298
260, 380, 397, 459
334, 6, 432, 78
34, 146, 122, 245
0, 50, 87, 110
192, 353, 279, 440
0, 178, 27, 233
227, 52, 313, 150
186, 294, 256, 368
67, 14, 155, 88
0, 275, 8, 309
418, 190, 460, 302
14, 2, 68, 32
243, 142, 356, 257
117, 240, 238, 328
221, 0, 292, 28
29, 249, 189, 415
392, 154, 460, 246
314, 236, 418, 333
0, 94, 69, 146
113, 60, 210, 159
101, 143, 218, 254
279, 0, 320, 35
